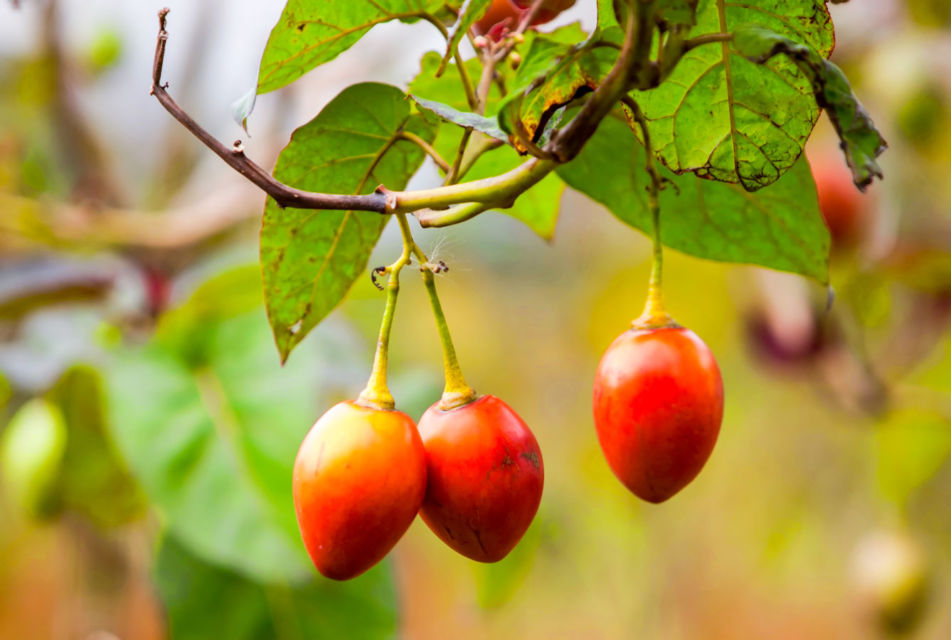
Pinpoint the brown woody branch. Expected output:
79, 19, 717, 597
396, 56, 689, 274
149, 3, 671, 222
150, 8, 387, 214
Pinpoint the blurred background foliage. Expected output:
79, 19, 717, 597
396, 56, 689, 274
1, 0, 950, 638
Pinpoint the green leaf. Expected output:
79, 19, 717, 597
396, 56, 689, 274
257, 0, 451, 94
154, 535, 397, 640
410, 94, 508, 142
157, 264, 265, 366
557, 112, 829, 281
657, 0, 699, 29
47, 366, 146, 528
262, 83, 436, 362
412, 52, 500, 118
437, 0, 492, 76
733, 23, 887, 189
633, 0, 835, 190
106, 268, 370, 582
411, 52, 565, 239
598, 0, 620, 31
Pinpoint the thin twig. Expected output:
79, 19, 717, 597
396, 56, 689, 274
473, 0, 546, 114
149, 5, 665, 225
446, 128, 473, 184
420, 12, 479, 110
684, 32, 733, 52
150, 9, 387, 213
621, 96, 663, 196
398, 131, 451, 173
622, 94, 668, 322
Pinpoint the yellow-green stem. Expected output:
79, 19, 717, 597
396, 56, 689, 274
421, 268, 476, 410
446, 128, 473, 185
624, 94, 674, 331
396, 212, 477, 410
356, 213, 418, 409
357, 274, 399, 410
636, 191, 671, 328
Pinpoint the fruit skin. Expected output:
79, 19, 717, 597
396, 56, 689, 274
473, 0, 576, 40
417, 395, 543, 562
473, 0, 520, 38
512, 0, 576, 23
593, 325, 723, 503
292, 401, 427, 580
808, 153, 868, 248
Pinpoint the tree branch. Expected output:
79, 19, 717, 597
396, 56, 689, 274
683, 32, 733, 52
150, 8, 387, 214
547, 2, 648, 163
150, 3, 663, 226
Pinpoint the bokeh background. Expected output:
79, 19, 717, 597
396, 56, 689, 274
2, 0, 951, 638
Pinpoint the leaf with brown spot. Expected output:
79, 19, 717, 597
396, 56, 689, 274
632, 0, 835, 190
498, 26, 620, 152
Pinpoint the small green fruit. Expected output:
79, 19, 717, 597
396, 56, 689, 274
0, 399, 67, 520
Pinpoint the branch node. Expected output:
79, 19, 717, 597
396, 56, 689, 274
423, 260, 449, 274
375, 186, 398, 213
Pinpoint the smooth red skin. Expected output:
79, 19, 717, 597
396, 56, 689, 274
473, 0, 576, 39
809, 155, 867, 247
418, 395, 544, 562
292, 401, 426, 580
593, 326, 723, 503
512, 0, 577, 22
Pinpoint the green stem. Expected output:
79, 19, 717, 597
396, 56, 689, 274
356, 214, 418, 410
623, 95, 674, 329
416, 201, 490, 228
453, 133, 503, 184
453, 50, 479, 111
394, 212, 476, 410
445, 128, 473, 184
357, 273, 400, 410
421, 268, 477, 410
398, 157, 556, 217
399, 131, 450, 173
638, 190, 669, 327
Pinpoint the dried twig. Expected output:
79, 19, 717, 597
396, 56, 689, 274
150, 9, 388, 213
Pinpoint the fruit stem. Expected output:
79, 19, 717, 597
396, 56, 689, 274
357, 214, 417, 410
391, 211, 477, 410
420, 267, 477, 410
357, 273, 399, 411
638, 191, 669, 326
624, 96, 674, 330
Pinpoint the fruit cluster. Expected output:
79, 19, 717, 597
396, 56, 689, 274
292, 212, 547, 580
293, 393, 544, 580
290, 1, 725, 581
292, 215, 724, 579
